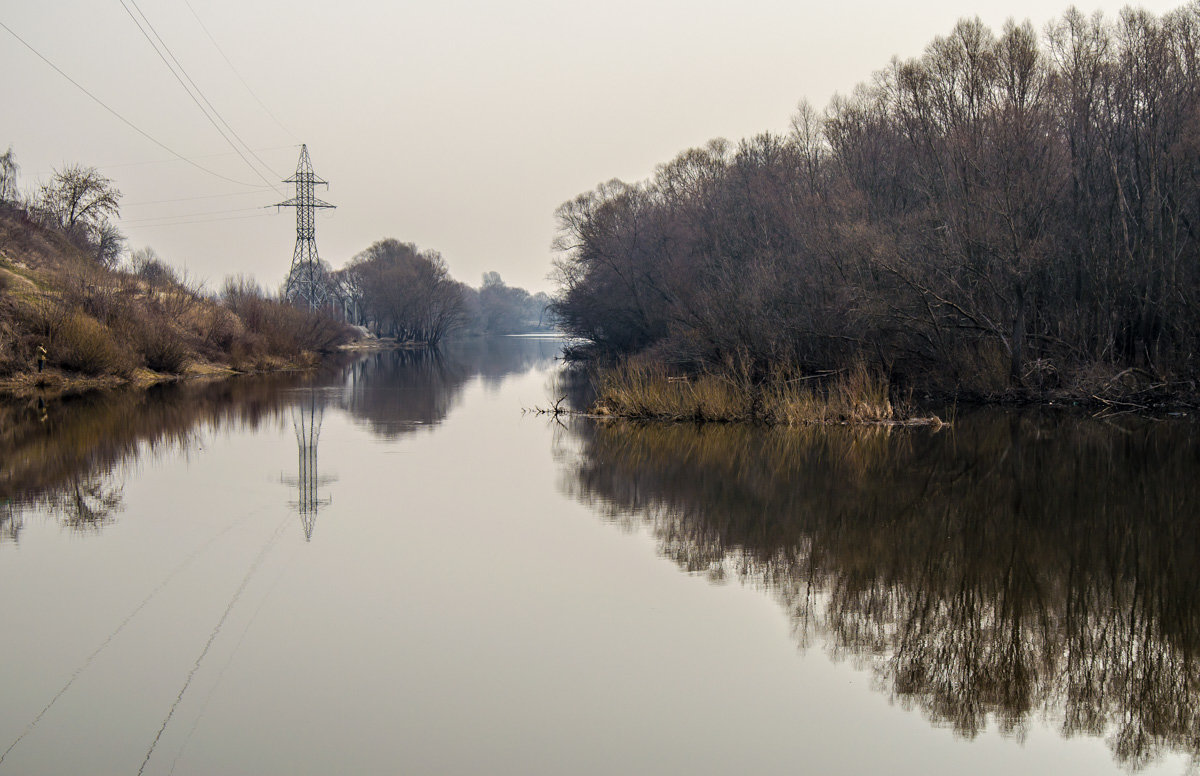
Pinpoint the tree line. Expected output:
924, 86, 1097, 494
335, 239, 556, 343
553, 5, 1200, 397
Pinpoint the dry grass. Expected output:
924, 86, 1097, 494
593, 361, 746, 421
760, 363, 898, 425
0, 369, 128, 399
593, 359, 940, 426
0, 208, 352, 386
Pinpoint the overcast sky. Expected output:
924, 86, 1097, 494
1, 0, 1187, 293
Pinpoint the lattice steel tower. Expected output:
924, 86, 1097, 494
276, 144, 335, 308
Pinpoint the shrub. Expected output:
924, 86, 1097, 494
138, 325, 191, 373
130, 247, 178, 287
222, 290, 350, 359
51, 312, 133, 375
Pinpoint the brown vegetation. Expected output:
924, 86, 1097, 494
0, 204, 351, 393
591, 358, 934, 425
553, 5, 1200, 405
335, 239, 469, 345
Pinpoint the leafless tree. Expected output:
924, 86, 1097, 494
552, 7, 1200, 396
0, 146, 18, 204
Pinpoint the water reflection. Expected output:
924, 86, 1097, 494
341, 337, 562, 437
284, 389, 334, 540
0, 337, 561, 541
41, 473, 125, 534
342, 349, 468, 438
559, 411, 1200, 769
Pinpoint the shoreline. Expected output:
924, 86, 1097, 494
0, 362, 260, 401
0, 338, 445, 400
567, 360, 1198, 427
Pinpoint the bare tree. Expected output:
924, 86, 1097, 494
92, 221, 126, 269
35, 164, 121, 235
0, 146, 18, 204
344, 239, 468, 345
552, 8, 1200, 397
129, 246, 178, 286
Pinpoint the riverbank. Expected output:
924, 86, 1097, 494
0, 206, 351, 395
580, 358, 1197, 426
0, 359, 282, 400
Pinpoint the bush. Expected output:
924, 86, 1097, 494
129, 247, 177, 287
138, 326, 191, 373
222, 290, 351, 359
0, 203, 350, 381
51, 312, 133, 375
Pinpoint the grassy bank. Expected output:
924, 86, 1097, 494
0, 206, 350, 397
590, 359, 943, 426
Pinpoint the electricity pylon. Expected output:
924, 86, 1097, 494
276, 144, 334, 308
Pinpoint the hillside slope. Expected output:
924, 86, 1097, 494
0, 204, 349, 396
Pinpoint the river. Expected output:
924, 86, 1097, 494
0, 336, 1196, 775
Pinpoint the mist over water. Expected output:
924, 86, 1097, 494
1, 337, 1196, 774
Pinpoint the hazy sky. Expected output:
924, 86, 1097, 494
1, 0, 1187, 293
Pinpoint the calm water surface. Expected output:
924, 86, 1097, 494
1, 336, 1197, 775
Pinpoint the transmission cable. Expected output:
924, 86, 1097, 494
125, 189, 275, 207
117, 0, 284, 194
132, 211, 275, 229
122, 205, 271, 224
0, 19, 259, 188
94, 144, 295, 171
120, 0, 284, 182
182, 0, 297, 142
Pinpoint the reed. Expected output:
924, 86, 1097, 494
592, 360, 935, 426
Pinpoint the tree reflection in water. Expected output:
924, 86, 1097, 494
0, 336, 562, 542
0, 373, 319, 543
559, 411, 1200, 769
342, 349, 469, 438
342, 337, 562, 437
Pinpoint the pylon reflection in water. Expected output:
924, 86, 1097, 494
282, 391, 336, 540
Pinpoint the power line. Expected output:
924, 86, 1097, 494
127, 211, 275, 229
0, 19, 260, 188
117, 0, 284, 193
94, 144, 296, 171
121, 0, 284, 182
28, 146, 295, 179
125, 188, 275, 207
117, 0, 280, 190
121, 205, 271, 224
182, 0, 296, 142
